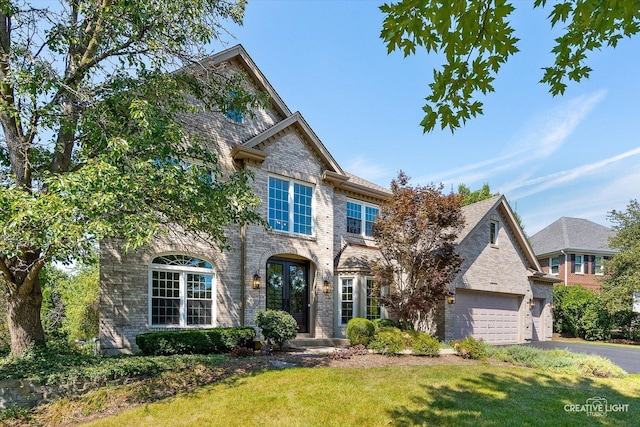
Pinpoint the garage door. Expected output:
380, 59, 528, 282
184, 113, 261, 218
531, 299, 543, 341
454, 291, 520, 344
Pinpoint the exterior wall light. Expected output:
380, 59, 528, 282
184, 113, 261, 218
529, 298, 536, 309
252, 273, 261, 289
446, 290, 456, 304
323, 280, 332, 294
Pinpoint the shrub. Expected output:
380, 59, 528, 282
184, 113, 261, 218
346, 318, 375, 346
611, 310, 640, 340
136, 327, 255, 356
255, 310, 298, 348
368, 327, 405, 355
372, 318, 399, 331
412, 333, 440, 357
553, 285, 600, 337
580, 305, 612, 341
453, 336, 487, 360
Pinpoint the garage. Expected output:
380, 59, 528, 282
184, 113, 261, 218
454, 291, 521, 344
531, 299, 544, 341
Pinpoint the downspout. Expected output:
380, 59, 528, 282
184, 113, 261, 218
560, 250, 567, 286
240, 223, 246, 326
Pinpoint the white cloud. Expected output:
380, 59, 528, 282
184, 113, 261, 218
344, 156, 391, 184
507, 146, 640, 199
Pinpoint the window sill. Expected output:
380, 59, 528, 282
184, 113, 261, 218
269, 229, 317, 241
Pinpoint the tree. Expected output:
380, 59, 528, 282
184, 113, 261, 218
372, 171, 464, 329
0, 0, 268, 356
380, 0, 640, 132
458, 183, 496, 206
601, 199, 640, 314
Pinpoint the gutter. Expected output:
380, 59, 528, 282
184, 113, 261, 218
560, 250, 568, 285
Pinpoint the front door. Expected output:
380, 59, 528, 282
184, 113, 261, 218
266, 259, 309, 333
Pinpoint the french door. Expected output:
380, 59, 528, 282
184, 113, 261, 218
266, 259, 309, 333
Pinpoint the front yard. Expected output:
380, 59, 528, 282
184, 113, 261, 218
85, 364, 639, 427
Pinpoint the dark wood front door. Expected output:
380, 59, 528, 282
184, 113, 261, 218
266, 259, 309, 333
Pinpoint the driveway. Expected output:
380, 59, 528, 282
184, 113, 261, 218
525, 340, 640, 374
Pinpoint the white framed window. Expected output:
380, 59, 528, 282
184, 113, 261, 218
149, 254, 216, 327
489, 220, 499, 245
339, 277, 354, 325
225, 91, 243, 123
595, 256, 603, 275
268, 176, 314, 236
574, 254, 584, 274
346, 200, 379, 237
550, 257, 559, 275
365, 277, 381, 320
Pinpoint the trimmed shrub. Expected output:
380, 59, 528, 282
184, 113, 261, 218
412, 333, 440, 357
346, 318, 375, 346
255, 310, 298, 348
453, 336, 487, 360
368, 327, 405, 355
136, 327, 255, 356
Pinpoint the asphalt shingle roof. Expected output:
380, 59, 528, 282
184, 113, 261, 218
529, 217, 616, 256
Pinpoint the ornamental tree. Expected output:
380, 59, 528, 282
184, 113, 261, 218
372, 171, 464, 329
0, 0, 268, 356
380, 0, 640, 132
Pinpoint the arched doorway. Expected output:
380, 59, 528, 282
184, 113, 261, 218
266, 257, 310, 333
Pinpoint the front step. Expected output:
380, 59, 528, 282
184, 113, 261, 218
287, 337, 350, 348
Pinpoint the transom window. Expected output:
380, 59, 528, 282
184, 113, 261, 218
268, 176, 314, 235
149, 255, 215, 327
550, 257, 559, 275
346, 200, 379, 237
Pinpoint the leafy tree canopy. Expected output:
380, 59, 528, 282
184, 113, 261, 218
0, 0, 267, 355
601, 199, 640, 313
373, 171, 464, 329
458, 183, 497, 206
380, 0, 640, 132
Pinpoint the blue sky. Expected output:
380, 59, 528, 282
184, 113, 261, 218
219, 1, 640, 235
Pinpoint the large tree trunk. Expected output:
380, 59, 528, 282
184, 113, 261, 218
6, 277, 46, 356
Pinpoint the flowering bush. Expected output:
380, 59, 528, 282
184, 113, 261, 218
453, 336, 487, 360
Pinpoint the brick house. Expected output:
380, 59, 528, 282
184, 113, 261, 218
99, 45, 557, 354
530, 217, 617, 290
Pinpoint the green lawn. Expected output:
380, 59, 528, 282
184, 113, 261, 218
86, 365, 640, 427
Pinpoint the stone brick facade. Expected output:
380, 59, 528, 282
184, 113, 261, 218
99, 45, 557, 353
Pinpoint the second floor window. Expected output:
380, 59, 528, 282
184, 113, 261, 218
594, 256, 603, 275
574, 255, 584, 274
268, 176, 313, 235
550, 257, 559, 275
490, 221, 499, 245
346, 200, 379, 237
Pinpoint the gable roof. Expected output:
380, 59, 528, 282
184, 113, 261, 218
530, 217, 616, 257
457, 195, 541, 271
191, 44, 292, 119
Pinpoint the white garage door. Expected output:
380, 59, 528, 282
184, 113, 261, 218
454, 291, 520, 344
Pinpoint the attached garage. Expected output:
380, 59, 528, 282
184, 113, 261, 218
454, 291, 521, 344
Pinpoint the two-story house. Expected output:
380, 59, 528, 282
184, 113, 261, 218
99, 45, 558, 354
530, 217, 617, 290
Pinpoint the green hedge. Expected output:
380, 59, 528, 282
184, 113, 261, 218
136, 327, 256, 356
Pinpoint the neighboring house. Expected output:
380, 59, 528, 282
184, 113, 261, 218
99, 46, 557, 354
530, 217, 617, 290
